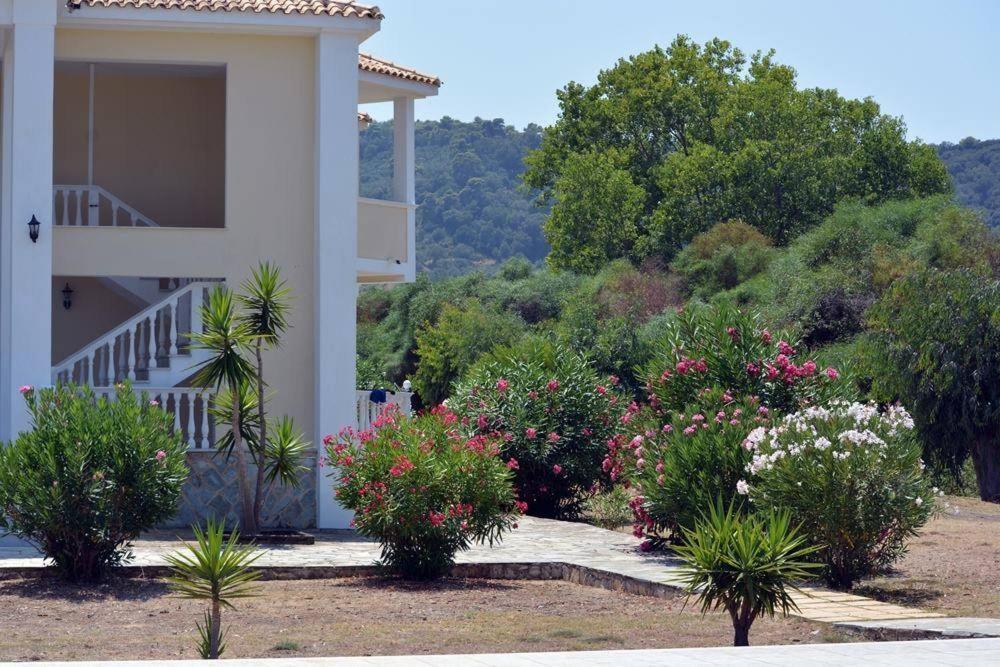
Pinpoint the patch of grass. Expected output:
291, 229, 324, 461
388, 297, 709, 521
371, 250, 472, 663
272, 640, 300, 651
547, 628, 583, 639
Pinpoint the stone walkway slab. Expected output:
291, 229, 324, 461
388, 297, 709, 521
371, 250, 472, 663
837, 617, 1000, 640
4, 639, 1000, 666
0, 517, 949, 626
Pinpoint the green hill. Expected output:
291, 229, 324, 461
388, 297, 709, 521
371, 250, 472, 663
936, 137, 1000, 228
361, 119, 1000, 279
360, 117, 550, 278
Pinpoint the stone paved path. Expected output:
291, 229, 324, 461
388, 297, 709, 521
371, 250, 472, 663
0, 517, 956, 629
4, 639, 1000, 666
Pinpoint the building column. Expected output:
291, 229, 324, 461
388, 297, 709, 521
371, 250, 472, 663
0, 1, 56, 440
392, 97, 416, 282
314, 30, 360, 529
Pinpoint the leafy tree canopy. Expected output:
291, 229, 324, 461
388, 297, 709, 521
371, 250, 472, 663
524, 35, 952, 272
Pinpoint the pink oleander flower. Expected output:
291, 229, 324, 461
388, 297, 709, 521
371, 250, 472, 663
546, 379, 560, 392
547, 432, 560, 443
525, 427, 538, 439
778, 340, 796, 356
18, 385, 32, 395
495, 378, 509, 393
477, 413, 488, 429
608, 375, 620, 386
528, 390, 539, 400
727, 326, 740, 341
596, 385, 607, 395
826, 366, 840, 380
683, 426, 696, 435
506, 458, 519, 470
639, 540, 653, 552
515, 500, 528, 513
323, 434, 334, 446
691, 413, 705, 422
149, 399, 159, 407
428, 511, 446, 527
155, 450, 167, 462
802, 360, 817, 375
746, 363, 760, 377
662, 424, 673, 433
657, 474, 665, 486
761, 329, 773, 344
655, 462, 664, 473
736, 479, 750, 495
552, 464, 563, 475
635, 458, 645, 469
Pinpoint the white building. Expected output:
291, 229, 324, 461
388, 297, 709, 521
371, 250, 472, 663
0, 0, 439, 529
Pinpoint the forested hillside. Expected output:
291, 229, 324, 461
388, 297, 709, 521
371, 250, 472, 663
937, 137, 1000, 227
360, 117, 549, 277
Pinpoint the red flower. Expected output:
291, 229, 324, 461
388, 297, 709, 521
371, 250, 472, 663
525, 427, 537, 439
495, 378, 509, 393
506, 458, 520, 470
825, 366, 839, 380
552, 464, 563, 475
547, 432, 560, 443
546, 379, 560, 392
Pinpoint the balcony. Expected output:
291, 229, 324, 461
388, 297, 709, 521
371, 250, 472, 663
357, 197, 415, 283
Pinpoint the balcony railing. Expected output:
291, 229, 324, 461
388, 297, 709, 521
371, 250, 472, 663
358, 197, 412, 266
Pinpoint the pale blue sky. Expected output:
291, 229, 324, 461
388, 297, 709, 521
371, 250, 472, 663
362, 0, 999, 144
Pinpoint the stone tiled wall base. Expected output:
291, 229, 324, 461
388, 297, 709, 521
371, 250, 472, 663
163, 451, 317, 529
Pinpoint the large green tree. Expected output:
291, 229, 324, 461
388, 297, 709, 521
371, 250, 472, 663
524, 35, 952, 272
866, 269, 1000, 500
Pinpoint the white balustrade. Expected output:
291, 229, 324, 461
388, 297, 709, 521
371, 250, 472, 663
52, 282, 214, 386
95, 386, 216, 451
53, 185, 159, 228
354, 389, 413, 432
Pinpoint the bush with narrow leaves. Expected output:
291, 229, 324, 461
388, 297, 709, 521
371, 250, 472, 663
0, 384, 188, 581
453, 337, 625, 519
743, 401, 936, 589
326, 405, 520, 579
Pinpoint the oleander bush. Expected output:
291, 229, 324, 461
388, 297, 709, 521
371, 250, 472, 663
325, 405, 521, 579
641, 304, 852, 417
742, 401, 936, 589
618, 393, 766, 542
453, 337, 625, 519
0, 384, 188, 581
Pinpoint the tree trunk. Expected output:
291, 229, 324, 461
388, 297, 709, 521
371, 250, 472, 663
252, 341, 268, 530
971, 434, 1000, 502
230, 380, 256, 536
209, 598, 222, 659
733, 620, 750, 647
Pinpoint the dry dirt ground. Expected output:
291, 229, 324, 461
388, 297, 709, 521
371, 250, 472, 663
0, 576, 848, 661
857, 496, 1000, 617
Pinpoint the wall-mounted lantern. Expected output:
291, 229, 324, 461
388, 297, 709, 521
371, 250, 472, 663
28, 215, 40, 243
62, 283, 74, 310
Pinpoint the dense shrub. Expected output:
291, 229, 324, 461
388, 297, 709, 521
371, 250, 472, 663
672, 221, 774, 298
0, 384, 188, 581
583, 485, 635, 530
412, 299, 525, 405
454, 337, 625, 519
641, 304, 851, 417
743, 402, 936, 589
618, 393, 764, 540
865, 269, 1000, 499
325, 406, 520, 579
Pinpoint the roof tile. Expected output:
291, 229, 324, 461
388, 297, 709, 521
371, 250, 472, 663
359, 52, 441, 87
69, 1, 384, 20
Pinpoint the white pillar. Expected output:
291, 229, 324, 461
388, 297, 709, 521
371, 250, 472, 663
392, 97, 416, 282
0, 1, 56, 440
314, 30, 360, 529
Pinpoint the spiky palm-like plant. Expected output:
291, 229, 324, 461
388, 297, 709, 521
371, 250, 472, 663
674, 501, 820, 646
165, 520, 261, 659
191, 287, 258, 534
238, 262, 293, 531
264, 416, 310, 487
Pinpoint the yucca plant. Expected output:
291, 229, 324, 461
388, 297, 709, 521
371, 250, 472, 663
674, 501, 820, 646
264, 416, 310, 487
192, 287, 258, 534
238, 262, 293, 532
166, 520, 262, 659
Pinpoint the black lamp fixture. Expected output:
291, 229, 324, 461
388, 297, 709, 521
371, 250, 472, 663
27, 215, 40, 243
62, 282, 74, 310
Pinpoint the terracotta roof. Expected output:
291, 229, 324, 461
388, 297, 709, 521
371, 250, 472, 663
68, 1, 384, 20
359, 52, 441, 87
